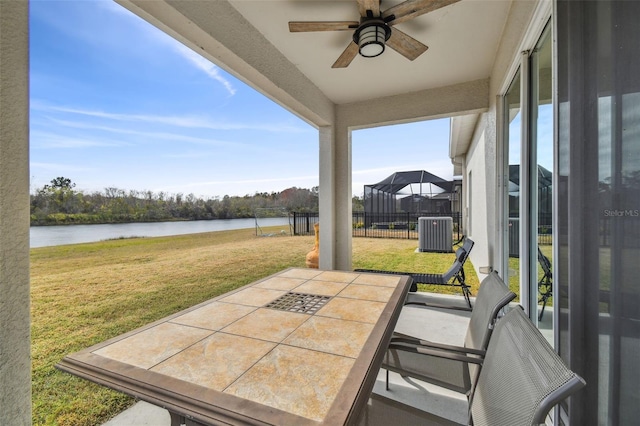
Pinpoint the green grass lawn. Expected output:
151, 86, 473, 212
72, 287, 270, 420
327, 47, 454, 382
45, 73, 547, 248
31, 229, 477, 426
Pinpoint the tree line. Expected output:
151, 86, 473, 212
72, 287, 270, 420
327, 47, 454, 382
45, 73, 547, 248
31, 177, 320, 225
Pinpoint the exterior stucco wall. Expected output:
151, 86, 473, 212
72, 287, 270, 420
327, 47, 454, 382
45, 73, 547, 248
0, 1, 31, 423
463, 124, 492, 280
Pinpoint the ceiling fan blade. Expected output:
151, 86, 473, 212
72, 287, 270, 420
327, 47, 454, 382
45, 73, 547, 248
289, 21, 359, 32
383, 0, 460, 26
358, 0, 381, 17
332, 41, 359, 68
387, 28, 429, 61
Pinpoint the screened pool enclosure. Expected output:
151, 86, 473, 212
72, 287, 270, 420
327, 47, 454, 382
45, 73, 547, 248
364, 170, 460, 216
361, 171, 461, 232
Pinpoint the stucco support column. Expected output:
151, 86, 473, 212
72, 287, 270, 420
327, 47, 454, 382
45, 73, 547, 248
0, 1, 31, 424
318, 124, 352, 271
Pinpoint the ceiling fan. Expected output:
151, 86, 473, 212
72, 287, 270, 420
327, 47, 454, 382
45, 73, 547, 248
288, 0, 460, 68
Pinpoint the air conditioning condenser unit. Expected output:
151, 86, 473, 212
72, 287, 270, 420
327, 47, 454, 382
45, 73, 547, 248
418, 217, 453, 252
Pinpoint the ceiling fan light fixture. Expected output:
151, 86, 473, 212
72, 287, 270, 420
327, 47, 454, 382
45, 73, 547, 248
354, 19, 391, 58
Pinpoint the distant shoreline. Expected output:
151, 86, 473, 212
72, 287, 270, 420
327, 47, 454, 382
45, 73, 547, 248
30, 217, 193, 227
30, 217, 291, 248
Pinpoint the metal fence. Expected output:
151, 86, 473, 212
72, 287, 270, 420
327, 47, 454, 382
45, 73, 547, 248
292, 211, 462, 241
291, 212, 320, 236
292, 212, 640, 248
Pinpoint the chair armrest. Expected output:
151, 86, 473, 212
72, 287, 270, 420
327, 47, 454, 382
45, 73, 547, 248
404, 301, 473, 312
388, 343, 485, 365
390, 335, 486, 356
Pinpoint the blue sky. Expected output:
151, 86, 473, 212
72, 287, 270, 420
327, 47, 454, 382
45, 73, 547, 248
30, 0, 453, 198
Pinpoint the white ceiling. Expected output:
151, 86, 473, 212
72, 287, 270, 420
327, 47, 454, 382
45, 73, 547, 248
229, 0, 512, 104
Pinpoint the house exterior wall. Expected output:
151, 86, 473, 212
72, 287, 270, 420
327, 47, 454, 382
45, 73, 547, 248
463, 128, 492, 280
0, 1, 31, 424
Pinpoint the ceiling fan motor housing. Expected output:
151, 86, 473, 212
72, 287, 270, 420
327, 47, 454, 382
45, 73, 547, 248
353, 18, 392, 58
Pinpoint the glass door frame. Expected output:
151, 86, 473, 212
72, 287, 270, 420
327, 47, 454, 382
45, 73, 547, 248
498, 18, 554, 327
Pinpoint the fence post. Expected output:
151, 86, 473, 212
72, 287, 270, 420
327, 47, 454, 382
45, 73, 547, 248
407, 212, 410, 239
292, 212, 296, 235
364, 212, 367, 238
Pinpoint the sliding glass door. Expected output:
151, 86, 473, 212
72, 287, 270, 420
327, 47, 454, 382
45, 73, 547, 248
502, 21, 553, 339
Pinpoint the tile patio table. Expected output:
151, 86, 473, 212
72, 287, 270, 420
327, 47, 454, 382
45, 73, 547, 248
56, 268, 412, 425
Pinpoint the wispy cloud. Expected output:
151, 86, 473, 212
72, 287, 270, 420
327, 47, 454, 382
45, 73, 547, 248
33, 0, 236, 96
162, 151, 215, 159
32, 102, 307, 133
173, 44, 236, 96
167, 175, 320, 191
30, 131, 127, 149
101, 0, 237, 96
31, 162, 96, 172
40, 117, 244, 147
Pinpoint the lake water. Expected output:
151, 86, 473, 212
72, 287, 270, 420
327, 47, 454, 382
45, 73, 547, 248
30, 217, 291, 248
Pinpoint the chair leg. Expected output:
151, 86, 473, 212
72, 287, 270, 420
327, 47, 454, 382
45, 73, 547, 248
384, 350, 390, 390
538, 280, 552, 321
170, 412, 185, 426
386, 368, 390, 391
462, 285, 472, 309
538, 294, 548, 321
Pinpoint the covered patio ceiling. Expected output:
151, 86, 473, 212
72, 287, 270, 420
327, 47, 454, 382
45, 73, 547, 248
118, 0, 512, 119
229, 0, 511, 105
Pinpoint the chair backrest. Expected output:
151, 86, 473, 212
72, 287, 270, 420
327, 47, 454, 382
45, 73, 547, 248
441, 255, 464, 282
463, 271, 516, 351
460, 238, 475, 263
470, 306, 585, 425
462, 272, 515, 396
537, 247, 552, 278
443, 238, 474, 283
441, 238, 474, 282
